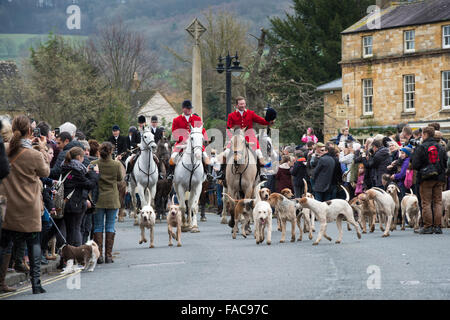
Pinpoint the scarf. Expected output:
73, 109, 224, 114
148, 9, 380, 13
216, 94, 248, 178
21, 139, 32, 149
64, 159, 87, 175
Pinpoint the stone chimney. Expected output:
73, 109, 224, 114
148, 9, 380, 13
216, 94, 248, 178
376, 0, 397, 9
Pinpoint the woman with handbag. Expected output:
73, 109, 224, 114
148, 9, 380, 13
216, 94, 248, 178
91, 142, 124, 264
0, 115, 50, 294
61, 147, 98, 247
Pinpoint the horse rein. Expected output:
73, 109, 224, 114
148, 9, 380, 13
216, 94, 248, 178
137, 134, 157, 189
181, 130, 203, 192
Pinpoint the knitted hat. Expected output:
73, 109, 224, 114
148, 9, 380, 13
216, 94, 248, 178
400, 146, 412, 157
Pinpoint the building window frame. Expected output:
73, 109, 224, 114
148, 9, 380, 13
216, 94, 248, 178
403, 74, 415, 112
404, 30, 415, 53
362, 36, 373, 58
362, 79, 373, 115
444, 25, 450, 49
443, 71, 450, 109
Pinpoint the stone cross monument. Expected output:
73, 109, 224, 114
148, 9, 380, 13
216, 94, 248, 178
186, 18, 206, 119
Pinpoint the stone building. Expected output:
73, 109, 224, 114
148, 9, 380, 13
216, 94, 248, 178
137, 91, 179, 130
320, 0, 450, 142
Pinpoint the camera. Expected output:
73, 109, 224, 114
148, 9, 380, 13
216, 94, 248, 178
33, 128, 41, 138
54, 127, 60, 137
409, 138, 420, 147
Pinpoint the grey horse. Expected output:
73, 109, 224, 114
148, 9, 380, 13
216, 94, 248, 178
173, 125, 206, 233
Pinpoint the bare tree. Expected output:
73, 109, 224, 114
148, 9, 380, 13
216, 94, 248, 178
85, 19, 160, 93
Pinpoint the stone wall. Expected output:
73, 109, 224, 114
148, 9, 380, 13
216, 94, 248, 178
342, 22, 450, 62
340, 21, 450, 136
323, 90, 345, 142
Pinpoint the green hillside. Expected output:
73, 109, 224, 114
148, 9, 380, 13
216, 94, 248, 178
0, 33, 87, 62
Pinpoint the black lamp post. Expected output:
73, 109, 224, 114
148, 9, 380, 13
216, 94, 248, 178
216, 52, 243, 121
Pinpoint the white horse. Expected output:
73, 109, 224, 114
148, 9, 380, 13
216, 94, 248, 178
173, 125, 206, 233
126, 129, 158, 220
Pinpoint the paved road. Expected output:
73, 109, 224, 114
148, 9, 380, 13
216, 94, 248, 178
3, 213, 450, 300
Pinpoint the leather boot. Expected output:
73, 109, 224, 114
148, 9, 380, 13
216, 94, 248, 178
216, 163, 226, 181
31, 278, 46, 294
105, 232, 115, 264
28, 235, 46, 294
0, 254, 17, 293
93, 232, 104, 264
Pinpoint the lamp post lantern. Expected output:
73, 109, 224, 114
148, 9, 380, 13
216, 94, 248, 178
216, 52, 243, 121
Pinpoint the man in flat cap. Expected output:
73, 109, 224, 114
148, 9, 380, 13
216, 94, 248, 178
108, 125, 127, 159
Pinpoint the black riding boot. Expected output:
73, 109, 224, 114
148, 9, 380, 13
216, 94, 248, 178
28, 233, 46, 294
216, 164, 226, 181
167, 163, 175, 181
204, 163, 213, 181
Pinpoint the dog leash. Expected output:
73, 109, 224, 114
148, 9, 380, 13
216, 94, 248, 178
48, 214, 68, 245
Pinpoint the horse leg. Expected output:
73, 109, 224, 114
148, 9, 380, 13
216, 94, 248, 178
150, 183, 157, 209
130, 184, 139, 226
136, 184, 147, 208
176, 186, 190, 232
220, 186, 228, 224
190, 184, 202, 233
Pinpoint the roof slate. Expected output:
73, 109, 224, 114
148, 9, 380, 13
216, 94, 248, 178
342, 0, 450, 34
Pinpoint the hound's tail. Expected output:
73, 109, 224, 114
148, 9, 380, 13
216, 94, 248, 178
372, 187, 388, 194
303, 178, 308, 195
254, 181, 266, 203
222, 193, 236, 203
340, 185, 350, 202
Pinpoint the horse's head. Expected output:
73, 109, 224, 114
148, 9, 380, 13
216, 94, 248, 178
230, 128, 247, 164
156, 136, 171, 161
189, 125, 204, 161
141, 129, 157, 152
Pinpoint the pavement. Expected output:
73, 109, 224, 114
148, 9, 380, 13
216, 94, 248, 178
2, 211, 450, 300
5, 256, 60, 287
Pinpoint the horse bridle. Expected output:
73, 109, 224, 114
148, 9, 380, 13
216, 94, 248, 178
231, 135, 250, 175
137, 133, 157, 189
181, 130, 204, 192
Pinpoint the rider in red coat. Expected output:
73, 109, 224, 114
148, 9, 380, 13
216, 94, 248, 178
167, 100, 212, 181
218, 96, 275, 181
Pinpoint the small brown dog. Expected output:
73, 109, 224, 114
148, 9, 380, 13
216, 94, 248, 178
352, 193, 377, 233
167, 196, 182, 247
223, 193, 255, 239
60, 240, 100, 272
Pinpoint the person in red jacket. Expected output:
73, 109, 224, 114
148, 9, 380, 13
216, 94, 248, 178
167, 100, 212, 181
217, 96, 275, 180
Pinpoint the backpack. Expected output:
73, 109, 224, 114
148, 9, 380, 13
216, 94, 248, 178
420, 144, 442, 180
53, 171, 72, 219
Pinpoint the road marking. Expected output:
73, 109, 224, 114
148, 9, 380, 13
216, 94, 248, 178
128, 261, 186, 268
400, 280, 420, 286
0, 270, 82, 299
